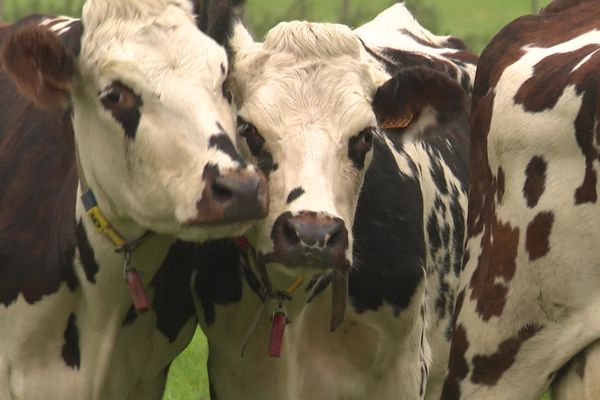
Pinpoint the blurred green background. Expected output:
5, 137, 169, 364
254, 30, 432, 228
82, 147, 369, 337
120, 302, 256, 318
2, 0, 553, 399
3, 0, 550, 51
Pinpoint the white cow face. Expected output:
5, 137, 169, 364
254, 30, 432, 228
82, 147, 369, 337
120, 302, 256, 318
2, 0, 268, 242
229, 22, 381, 273
229, 21, 467, 275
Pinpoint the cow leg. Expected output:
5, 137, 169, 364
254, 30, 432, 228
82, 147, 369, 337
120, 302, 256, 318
551, 340, 600, 400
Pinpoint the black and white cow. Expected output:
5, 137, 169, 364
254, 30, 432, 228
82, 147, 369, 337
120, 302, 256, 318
0, 1, 268, 399
188, 4, 476, 399
442, 1, 600, 399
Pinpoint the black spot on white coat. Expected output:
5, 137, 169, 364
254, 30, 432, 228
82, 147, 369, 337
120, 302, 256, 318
99, 81, 142, 140
61, 313, 80, 369
209, 133, 247, 168
193, 240, 244, 326
286, 187, 305, 204
350, 137, 426, 314
75, 220, 99, 283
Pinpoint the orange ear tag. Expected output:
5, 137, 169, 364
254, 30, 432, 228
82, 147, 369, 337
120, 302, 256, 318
381, 110, 414, 129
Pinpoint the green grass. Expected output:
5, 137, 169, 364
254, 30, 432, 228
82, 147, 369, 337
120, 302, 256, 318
163, 329, 210, 400
432, 0, 552, 51
244, 0, 553, 51
3, 0, 552, 52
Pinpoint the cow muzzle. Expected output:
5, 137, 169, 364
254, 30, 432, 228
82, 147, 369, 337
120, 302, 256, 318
269, 211, 349, 270
189, 167, 269, 225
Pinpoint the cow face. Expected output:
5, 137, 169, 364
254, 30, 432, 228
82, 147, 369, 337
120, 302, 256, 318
229, 21, 466, 275
1, 1, 268, 242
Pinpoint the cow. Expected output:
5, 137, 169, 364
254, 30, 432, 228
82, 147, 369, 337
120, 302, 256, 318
441, 1, 600, 399
187, 4, 477, 399
0, 0, 268, 399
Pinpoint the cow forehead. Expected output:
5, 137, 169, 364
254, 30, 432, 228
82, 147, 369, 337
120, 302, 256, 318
79, 0, 227, 93
241, 62, 376, 140
235, 21, 381, 123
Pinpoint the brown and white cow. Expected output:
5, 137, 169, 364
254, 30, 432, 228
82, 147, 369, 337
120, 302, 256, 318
442, 1, 600, 399
188, 4, 476, 399
0, 1, 268, 399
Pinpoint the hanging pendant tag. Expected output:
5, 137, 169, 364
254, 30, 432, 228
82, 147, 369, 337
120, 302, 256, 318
126, 269, 149, 313
233, 236, 251, 251
330, 269, 348, 332
268, 311, 287, 358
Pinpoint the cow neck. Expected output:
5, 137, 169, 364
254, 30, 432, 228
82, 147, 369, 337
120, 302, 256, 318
75, 143, 153, 313
236, 237, 348, 357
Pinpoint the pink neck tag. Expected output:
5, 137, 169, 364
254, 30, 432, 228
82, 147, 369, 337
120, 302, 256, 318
268, 311, 287, 357
126, 270, 149, 313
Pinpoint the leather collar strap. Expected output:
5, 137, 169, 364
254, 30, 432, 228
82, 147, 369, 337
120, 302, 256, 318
240, 273, 305, 358
75, 145, 151, 313
236, 237, 349, 357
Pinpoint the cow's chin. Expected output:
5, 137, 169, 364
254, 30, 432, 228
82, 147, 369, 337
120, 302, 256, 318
262, 255, 352, 281
267, 261, 331, 278
175, 221, 252, 243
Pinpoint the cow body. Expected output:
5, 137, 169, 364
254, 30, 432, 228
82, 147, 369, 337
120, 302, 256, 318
192, 5, 476, 399
0, 1, 267, 399
442, 1, 600, 399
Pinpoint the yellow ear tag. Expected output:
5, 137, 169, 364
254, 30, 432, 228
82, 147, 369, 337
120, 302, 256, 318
381, 110, 414, 129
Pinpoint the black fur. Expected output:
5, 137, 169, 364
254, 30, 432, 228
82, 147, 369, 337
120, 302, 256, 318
350, 137, 426, 314
61, 313, 81, 369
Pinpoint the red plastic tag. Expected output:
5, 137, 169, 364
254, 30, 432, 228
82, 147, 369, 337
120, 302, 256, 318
268, 311, 287, 357
234, 236, 251, 251
126, 270, 149, 313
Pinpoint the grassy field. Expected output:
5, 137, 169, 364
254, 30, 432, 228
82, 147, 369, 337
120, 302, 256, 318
2, 0, 552, 399
5, 0, 551, 51
163, 329, 210, 400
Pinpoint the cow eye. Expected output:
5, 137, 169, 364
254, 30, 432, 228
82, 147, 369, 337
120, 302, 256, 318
222, 81, 233, 104
99, 81, 143, 138
348, 127, 374, 169
99, 82, 141, 111
237, 117, 265, 156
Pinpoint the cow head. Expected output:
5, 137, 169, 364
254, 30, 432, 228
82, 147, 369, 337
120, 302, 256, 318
1, 0, 268, 242
229, 21, 466, 276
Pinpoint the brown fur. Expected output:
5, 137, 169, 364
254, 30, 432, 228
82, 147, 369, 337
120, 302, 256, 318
541, 0, 596, 14
444, 3, 600, 399
1, 25, 75, 110
372, 66, 468, 133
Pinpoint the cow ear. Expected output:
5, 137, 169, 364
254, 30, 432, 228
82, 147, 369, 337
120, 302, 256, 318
1, 22, 82, 110
372, 66, 467, 132
228, 20, 255, 55
193, 0, 245, 46
226, 22, 259, 105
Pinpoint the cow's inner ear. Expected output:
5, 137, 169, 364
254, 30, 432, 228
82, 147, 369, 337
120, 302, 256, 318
372, 66, 467, 132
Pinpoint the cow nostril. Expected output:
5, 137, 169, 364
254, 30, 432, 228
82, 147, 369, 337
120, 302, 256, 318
282, 220, 300, 246
327, 228, 344, 249
211, 180, 234, 202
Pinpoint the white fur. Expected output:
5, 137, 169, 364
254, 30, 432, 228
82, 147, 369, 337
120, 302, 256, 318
73, 0, 249, 240
231, 20, 378, 261
354, 4, 476, 91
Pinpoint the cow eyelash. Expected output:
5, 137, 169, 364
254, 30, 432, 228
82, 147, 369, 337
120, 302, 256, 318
98, 81, 143, 138
99, 82, 141, 111
222, 81, 232, 104
237, 118, 265, 156
348, 127, 375, 169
